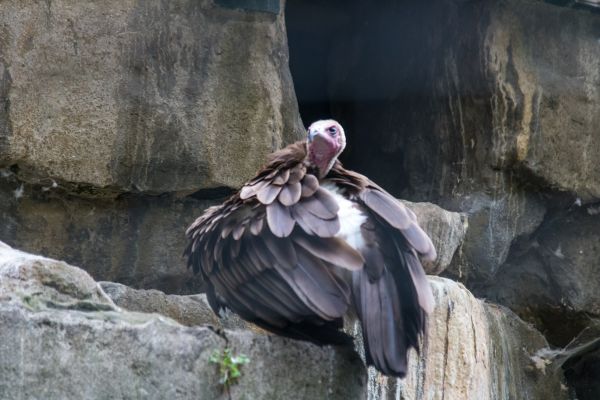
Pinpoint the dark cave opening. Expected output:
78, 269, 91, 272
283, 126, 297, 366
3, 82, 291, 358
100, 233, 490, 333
285, 0, 442, 198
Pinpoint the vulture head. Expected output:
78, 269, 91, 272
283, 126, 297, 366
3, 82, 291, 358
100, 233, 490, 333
307, 119, 346, 178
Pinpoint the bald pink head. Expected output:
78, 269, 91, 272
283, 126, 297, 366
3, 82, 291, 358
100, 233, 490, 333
307, 119, 346, 178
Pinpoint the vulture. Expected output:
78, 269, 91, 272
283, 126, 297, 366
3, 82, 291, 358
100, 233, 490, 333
185, 120, 436, 377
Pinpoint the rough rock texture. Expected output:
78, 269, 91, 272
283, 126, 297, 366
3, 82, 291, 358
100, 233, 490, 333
483, 205, 600, 346
0, 241, 367, 400
483, 0, 600, 201
1, 241, 572, 400
363, 277, 568, 400
401, 200, 467, 275
0, 0, 303, 195
100, 281, 247, 329
443, 190, 546, 282
0, 172, 212, 293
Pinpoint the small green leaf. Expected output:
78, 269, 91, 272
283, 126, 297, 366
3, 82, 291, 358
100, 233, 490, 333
209, 348, 251, 389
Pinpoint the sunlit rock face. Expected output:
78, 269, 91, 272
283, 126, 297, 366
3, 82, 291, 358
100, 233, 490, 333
0, 0, 303, 195
347, 277, 568, 400
0, 0, 303, 291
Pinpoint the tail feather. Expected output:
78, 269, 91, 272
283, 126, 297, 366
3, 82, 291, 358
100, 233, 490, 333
353, 235, 432, 377
353, 268, 410, 377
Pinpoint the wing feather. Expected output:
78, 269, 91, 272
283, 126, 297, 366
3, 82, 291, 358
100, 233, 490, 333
360, 188, 436, 261
279, 181, 302, 206
266, 201, 295, 238
300, 174, 319, 197
293, 234, 364, 271
257, 184, 282, 205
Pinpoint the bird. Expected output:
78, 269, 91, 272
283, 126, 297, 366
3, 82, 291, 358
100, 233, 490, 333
185, 119, 436, 377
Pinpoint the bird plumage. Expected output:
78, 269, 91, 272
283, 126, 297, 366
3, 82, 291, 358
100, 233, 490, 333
185, 120, 436, 377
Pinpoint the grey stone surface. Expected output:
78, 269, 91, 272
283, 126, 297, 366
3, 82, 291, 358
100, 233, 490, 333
401, 200, 467, 275
0, 241, 367, 400
483, 0, 600, 201
0, 0, 303, 195
0, 174, 212, 294
483, 206, 600, 346
362, 277, 568, 400
444, 190, 546, 283
100, 281, 247, 330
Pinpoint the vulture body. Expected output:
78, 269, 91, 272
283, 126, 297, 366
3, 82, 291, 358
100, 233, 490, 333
185, 120, 436, 378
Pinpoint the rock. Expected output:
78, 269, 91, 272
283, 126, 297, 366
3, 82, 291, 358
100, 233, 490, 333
362, 277, 568, 400
99, 281, 220, 326
483, 0, 600, 201
482, 206, 600, 346
400, 200, 467, 275
99, 281, 247, 330
443, 190, 546, 283
0, 176, 212, 293
0, 241, 367, 400
0, 241, 114, 309
0, 0, 303, 195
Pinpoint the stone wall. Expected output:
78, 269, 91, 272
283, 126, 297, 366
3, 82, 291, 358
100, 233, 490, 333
0, 0, 304, 292
0, 242, 568, 400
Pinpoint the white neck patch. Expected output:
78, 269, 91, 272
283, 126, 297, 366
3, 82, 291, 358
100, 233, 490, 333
320, 182, 367, 251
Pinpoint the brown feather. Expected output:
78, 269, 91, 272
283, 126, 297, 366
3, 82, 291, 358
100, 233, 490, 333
313, 188, 340, 216
266, 201, 295, 238
360, 189, 412, 229
300, 174, 319, 197
404, 249, 435, 313
296, 194, 338, 220
221, 223, 235, 239
289, 205, 315, 235
257, 184, 282, 205
291, 204, 340, 237
260, 234, 298, 270
240, 180, 269, 200
250, 218, 264, 236
400, 223, 437, 261
278, 181, 302, 206
277, 248, 349, 320
293, 234, 364, 271
288, 165, 305, 185
232, 224, 245, 241
273, 169, 290, 185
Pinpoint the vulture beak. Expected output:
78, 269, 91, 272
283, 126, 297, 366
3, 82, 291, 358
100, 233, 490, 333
309, 129, 330, 144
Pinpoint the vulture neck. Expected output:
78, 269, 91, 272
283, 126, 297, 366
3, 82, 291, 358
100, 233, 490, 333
306, 142, 341, 179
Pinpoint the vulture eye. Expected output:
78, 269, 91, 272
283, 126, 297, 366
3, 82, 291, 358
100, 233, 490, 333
327, 126, 337, 136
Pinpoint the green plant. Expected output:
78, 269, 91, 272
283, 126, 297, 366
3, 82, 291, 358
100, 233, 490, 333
209, 348, 250, 387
